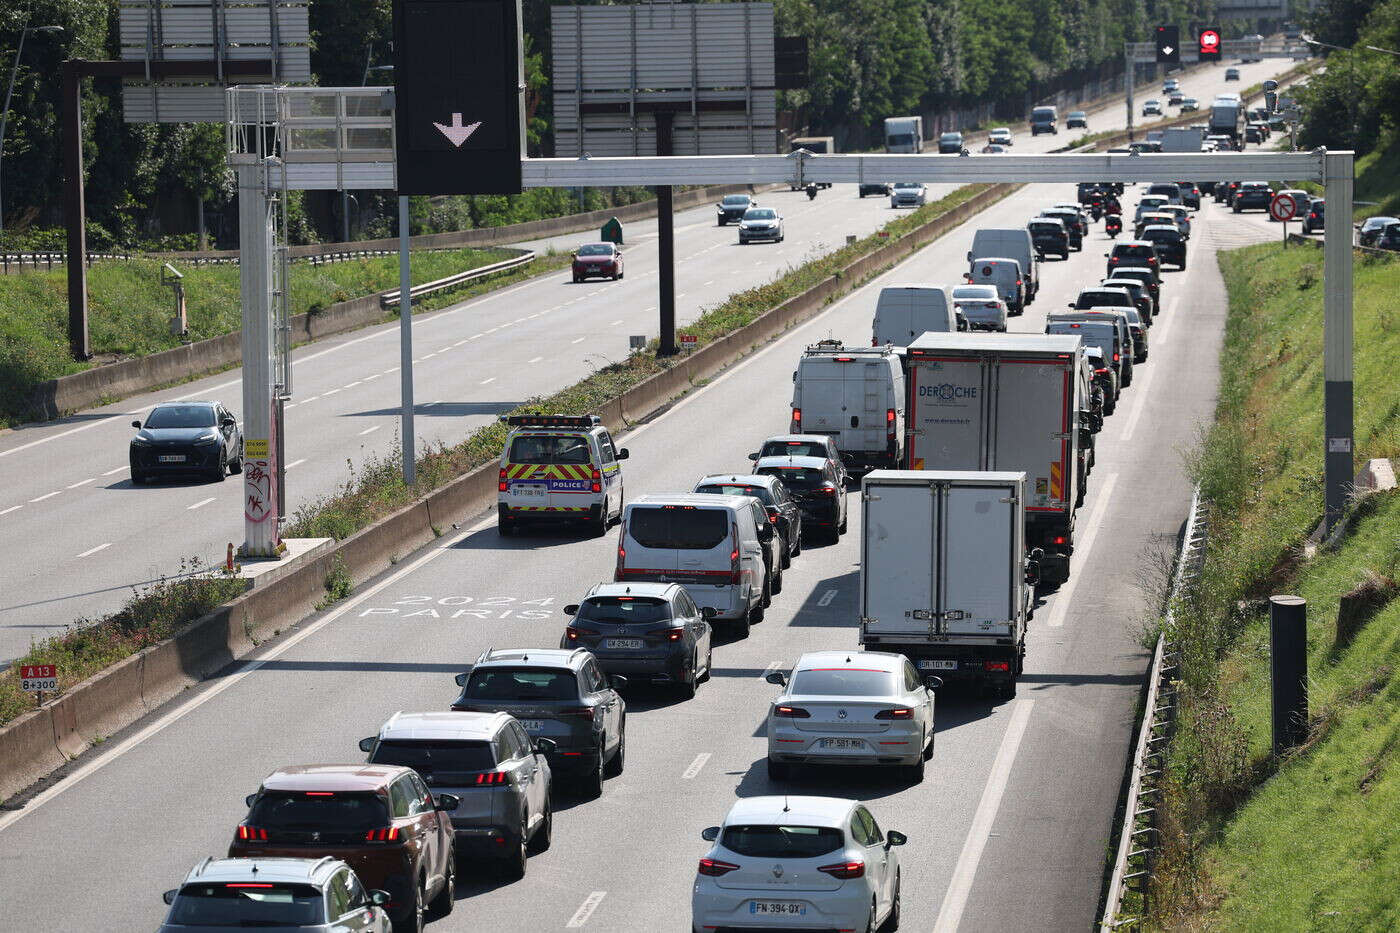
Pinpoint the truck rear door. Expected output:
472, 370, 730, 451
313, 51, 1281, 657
905, 357, 987, 471
861, 481, 934, 637
796, 359, 846, 439
939, 483, 1016, 637
992, 357, 1073, 513
844, 361, 890, 454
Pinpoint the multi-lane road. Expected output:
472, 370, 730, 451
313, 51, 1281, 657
0, 57, 1299, 663
0, 61, 1304, 932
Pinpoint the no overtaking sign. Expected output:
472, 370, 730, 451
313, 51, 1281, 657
1270, 192, 1298, 222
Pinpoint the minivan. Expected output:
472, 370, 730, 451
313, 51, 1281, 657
965, 257, 1025, 314
968, 228, 1039, 301
791, 342, 905, 470
1030, 106, 1058, 135
873, 285, 957, 346
616, 495, 772, 636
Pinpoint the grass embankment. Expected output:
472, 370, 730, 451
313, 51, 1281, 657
1354, 138, 1400, 221
1146, 242, 1400, 929
0, 246, 529, 428
285, 183, 996, 540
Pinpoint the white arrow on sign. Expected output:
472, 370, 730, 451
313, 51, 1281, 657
1161, 45, 1175, 56
433, 113, 483, 147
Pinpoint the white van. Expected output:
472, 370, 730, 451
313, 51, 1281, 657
616, 494, 772, 636
964, 257, 1025, 314
872, 285, 957, 346
791, 341, 905, 471
967, 228, 1039, 302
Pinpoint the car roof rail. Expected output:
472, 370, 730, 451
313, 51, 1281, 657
310, 856, 338, 878
191, 855, 215, 878
475, 646, 495, 665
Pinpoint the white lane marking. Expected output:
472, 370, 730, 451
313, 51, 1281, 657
343, 381, 362, 389
682, 752, 711, 779
67, 478, 95, 489
301, 395, 321, 403
932, 699, 1035, 933
481, 377, 496, 385
102, 467, 127, 476
30, 491, 60, 502
358, 425, 382, 436
1044, 472, 1119, 629
527, 356, 543, 364
187, 497, 217, 511
609, 319, 624, 326
572, 337, 586, 344
384, 367, 399, 374
76, 542, 112, 558
702, 279, 715, 286
285, 459, 307, 470
676, 292, 687, 299
1121, 297, 1179, 442
0, 505, 21, 516
642, 307, 657, 313
762, 660, 783, 678
363, 373, 382, 381
566, 892, 607, 928
468, 333, 484, 340
817, 588, 838, 607
283, 403, 298, 410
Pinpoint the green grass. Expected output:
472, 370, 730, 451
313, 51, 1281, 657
1354, 137, 1400, 222
1145, 242, 1400, 928
0, 247, 515, 428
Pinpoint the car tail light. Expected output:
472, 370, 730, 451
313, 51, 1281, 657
1051, 535, 1068, 545
498, 468, 508, 492
667, 629, 684, 641
698, 857, 741, 877
818, 483, 838, 496
874, 707, 914, 720
983, 660, 1011, 673
236, 825, 267, 842
729, 543, 741, 585
365, 826, 401, 842
818, 860, 866, 879
766, 506, 780, 524
1113, 353, 1120, 362
590, 467, 601, 494
565, 626, 598, 641
226, 883, 274, 888
1095, 368, 1111, 376
774, 705, 811, 718
474, 772, 509, 786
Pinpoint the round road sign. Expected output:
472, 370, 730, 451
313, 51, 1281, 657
1269, 192, 1298, 222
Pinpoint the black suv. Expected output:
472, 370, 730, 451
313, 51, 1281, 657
716, 194, 756, 225
452, 648, 626, 799
561, 583, 714, 698
693, 473, 804, 567
1106, 241, 1162, 283
1029, 218, 1071, 259
1302, 199, 1325, 235
1232, 182, 1274, 213
1139, 225, 1187, 270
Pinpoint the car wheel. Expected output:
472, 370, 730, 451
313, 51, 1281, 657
399, 878, 426, 933
229, 442, 243, 475
699, 647, 713, 683
779, 533, 791, 569
592, 508, 608, 538
865, 898, 878, 933
210, 447, 228, 482
528, 801, 552, 853
605, 729, 625, 777
502, 821, 528, 881
767, 757, 789, 781
759, 575, 771, 610
572, 276, 581, 283
679, 660, 698, 700
428, 852, 455, 917
1179, 259, 1187, 271
881, 871, 902, 932
582, 746, 605, 799
771, 566, 784, 595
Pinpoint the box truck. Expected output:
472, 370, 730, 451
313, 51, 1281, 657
858, 469, 1032, 698
1161, 126, 1204, 153
789, 136, 835, 189
884, 116, 924, 154
901, 333, 1087, 585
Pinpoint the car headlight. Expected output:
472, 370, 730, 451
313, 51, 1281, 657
739, 222, 750, 229
131, 436, 152, 447
194, 433, 220, 446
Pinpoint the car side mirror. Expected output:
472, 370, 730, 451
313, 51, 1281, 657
534, 737, 557, 755
616, 448, 630, 460
1103, 252, 1110, 257
765, 670, 788, 687
358, 736, 376, 754
564, 604, 580, 616
132, 420, 142, 429
886, 830, 908, 848
609, 675, 629, 690
369, 890, 391, 907
923, 675, 943, 690
747, 452, 760, 461
220, 416, 236, 427
701, 826, 721, 842
701, 606, 717, 619
454, 672, 469, 687
163, 889, 179, 905
245, 793, 258, 808
434, 793, 460, 811
1026, 560, 1042, 586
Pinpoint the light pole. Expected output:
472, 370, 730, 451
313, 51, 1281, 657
0, 24, 64, 233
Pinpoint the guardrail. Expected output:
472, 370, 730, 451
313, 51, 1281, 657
379, 250, 536, 307
1289, 231, 1399, 259
1100, 486, 1210, 928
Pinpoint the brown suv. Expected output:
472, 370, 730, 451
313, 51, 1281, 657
228, 764, 458, 933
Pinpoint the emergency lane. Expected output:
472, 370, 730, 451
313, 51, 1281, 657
0, 183, 1280, 932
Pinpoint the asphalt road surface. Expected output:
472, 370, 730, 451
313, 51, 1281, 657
0, 57, 1300, 663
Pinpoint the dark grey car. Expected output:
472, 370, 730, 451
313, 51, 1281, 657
130, 400, 243, 483
561, 583, 714, 698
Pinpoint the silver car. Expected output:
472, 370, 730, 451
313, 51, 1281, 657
738, 207, 784, 243
951, 284, 1008, 332
160, 857, 391, 932
765, 650, 939, 782
890, 181, 927, 208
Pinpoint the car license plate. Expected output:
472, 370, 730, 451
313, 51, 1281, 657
920, 660, 958, 670
750, 901, 806, 917
158, 455, 186, 463
519, 720, 544, 732
606, 638, 644, 649
818, 738, 864, 750
514, 484, 545, 498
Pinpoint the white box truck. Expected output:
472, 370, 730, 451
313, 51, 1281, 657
858, 469, 1032, 698
791, 340, 905, 472
1162, 126, 1204, 153
901, 333, 1087, 585
884, 116, 924, 154
789, 136, 836, 189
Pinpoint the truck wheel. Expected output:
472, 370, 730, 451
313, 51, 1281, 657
734, 609, 752, 638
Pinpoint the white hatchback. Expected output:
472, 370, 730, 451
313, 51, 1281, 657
765, 650, 938, 782
691, 796, 906, 933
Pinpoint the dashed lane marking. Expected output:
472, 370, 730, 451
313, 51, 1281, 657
481, 377, 496, 385
76, 542, 112, 558
0, 505, 21, 516
527, 356, 543, 364
572, 337, 586, 344
285, 459, 307, 470
566, 892, 607, 928
359, 426, 382, 436
30, 491, 60, 502
187, 497, 216, 511
682, 753, 711, 779
67, 479, 94, 489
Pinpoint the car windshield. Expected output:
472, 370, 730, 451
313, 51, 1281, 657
744, 209, 777, 220
1143, 228, 1181, 242
894, 182, 921, 190
759, 440, 831, 459
952, 286, 998, 301
696, 483, 774, 505
576, 596, 671, 624
247, 791, 388, 832
1029, 222, 1063, 234
757, 466, 826, 489
371, 739, 497, 775
721, 825, 845, 859
508, 434, 591, 465
145, 405, 216, 429
627, 506, 730, 549
722, 196, 750, 206
1070, 111, 1085, 118
464, 668, 580, 701
1363, 217, 1397, 232
1032, 109, 1053, 119
1077, 291, 1129, 308
577, 244, 613, 256
169, 883, 325, 927
790, 667, 898, 696
940, 134, 960, 142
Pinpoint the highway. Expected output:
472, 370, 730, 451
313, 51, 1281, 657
0, 145, 1293, 933
0, 57, 1298, 663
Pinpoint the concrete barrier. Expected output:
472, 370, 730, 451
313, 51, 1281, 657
0, 180, 1013, 804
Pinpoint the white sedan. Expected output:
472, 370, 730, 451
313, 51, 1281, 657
952, 284, 1008, 332
691, 796, 906, 933
765, 650, 938, 782
738, 207, 785, 244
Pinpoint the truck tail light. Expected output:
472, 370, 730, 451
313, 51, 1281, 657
498, 468, 508, 492
773, 705, 811, 718
818, 859, 866, 879
364, 826, 401, 842
698, 858, 740, 877
791, 408, 801, 430
590, 467, 601, 493
565, 626, 598, 642
236, 825, 267, 842
874, 707, 914, 720
1051, 535, 1068, 545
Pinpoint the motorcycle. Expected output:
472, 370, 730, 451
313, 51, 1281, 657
1105, 214, 1123, 239
805, 183, 818, 200
1089, 201, 1104, 222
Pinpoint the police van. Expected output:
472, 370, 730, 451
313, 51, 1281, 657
497, 414, 628, 536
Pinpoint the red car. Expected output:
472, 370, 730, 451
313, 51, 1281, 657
572, 242, 624, 282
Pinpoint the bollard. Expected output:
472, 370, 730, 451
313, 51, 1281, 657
1269, 595, 1308, 753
